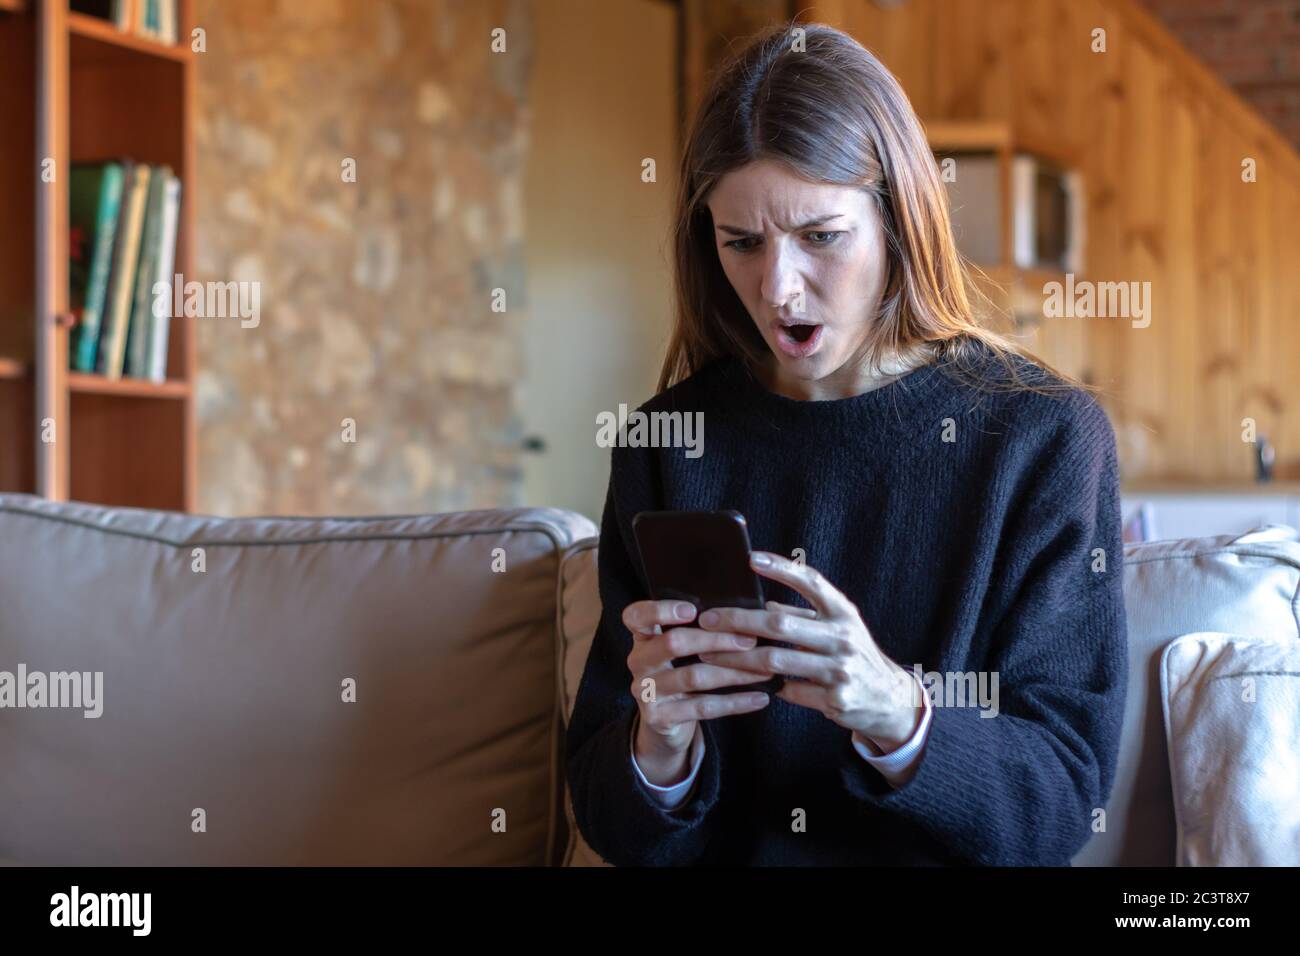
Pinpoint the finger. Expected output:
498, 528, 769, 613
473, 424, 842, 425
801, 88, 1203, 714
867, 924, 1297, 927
656, 626, 761, 661
766, 599, 817, 619
648, 691, 772, 725
696, 604, 838, 653
653, 662, 778, 699
749, 552, 854, 620
774, 679, 825, 711
623, 599, 696, 639
699, 647, 831, 680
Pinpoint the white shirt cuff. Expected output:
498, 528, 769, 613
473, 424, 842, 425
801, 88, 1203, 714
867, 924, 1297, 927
630, 714, 705, 810
851, 672, 932, 787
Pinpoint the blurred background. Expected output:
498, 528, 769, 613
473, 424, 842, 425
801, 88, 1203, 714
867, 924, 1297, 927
0, 0, 1297, 537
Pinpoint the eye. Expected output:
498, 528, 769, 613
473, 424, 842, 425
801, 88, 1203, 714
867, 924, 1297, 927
724, 237, 760, 253
805, 231, 843, 246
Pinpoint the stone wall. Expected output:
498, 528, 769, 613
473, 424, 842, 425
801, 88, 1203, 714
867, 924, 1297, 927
193, 0, 531, 515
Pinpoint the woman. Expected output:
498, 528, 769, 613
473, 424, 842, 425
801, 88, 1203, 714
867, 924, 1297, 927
565, 21, 1127, 866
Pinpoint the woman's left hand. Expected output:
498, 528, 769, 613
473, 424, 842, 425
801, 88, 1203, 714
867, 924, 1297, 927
696, 550, 925, 753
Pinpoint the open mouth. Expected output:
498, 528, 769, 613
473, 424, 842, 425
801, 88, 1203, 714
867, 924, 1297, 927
774, 320, 824, 356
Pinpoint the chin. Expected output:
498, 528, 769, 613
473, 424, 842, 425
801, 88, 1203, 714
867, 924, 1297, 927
770, 343, 834, 376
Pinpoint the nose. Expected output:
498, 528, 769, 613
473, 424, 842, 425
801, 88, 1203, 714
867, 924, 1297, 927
759, 240, 802, 314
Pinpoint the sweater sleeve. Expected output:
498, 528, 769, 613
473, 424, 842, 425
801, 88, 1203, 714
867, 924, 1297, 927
564, 445, 725, 866
838, 399, 1128, 866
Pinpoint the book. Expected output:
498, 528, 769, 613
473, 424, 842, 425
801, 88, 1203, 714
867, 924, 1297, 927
69, 161, 125, 373
160, 0, 175, 44
97, 163, 150, 380
100, 0, 178, 44
112, 0, 132, 32
125, 164, 170, 378
147, 174, 182, 383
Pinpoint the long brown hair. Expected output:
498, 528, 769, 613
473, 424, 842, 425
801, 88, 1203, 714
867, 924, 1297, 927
658, 20, 1092, 400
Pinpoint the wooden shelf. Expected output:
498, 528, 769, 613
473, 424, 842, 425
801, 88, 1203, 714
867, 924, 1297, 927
924, 119, 1012, 152
68, 372, 190, 399
975, 265, 1069, 289
0, 356, 28, 379
68, 10, 189, 64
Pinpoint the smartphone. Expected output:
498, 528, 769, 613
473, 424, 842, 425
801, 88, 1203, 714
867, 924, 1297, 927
631, 509, 785, 695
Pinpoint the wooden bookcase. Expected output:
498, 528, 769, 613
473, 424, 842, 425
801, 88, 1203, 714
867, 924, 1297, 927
0, 0, 195, 510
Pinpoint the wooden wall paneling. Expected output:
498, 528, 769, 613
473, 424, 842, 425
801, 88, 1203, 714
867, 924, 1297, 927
1073, 0, 1124, 402
1221, 121, 1261, 480
1115, 33, 1175, 478
1239, 136, 1281, 476
1014, 0, 1083, 164
802, 0, 1300, 484
1197, 104, 1248, 479
1052, 0, 1122, 394
1161, 76, 1200, 480
1114, 0, 1299, 181
1279, 179, 1300, 477
841, 0, 938, 118
931, 0, 1013, 121
1229, 132, 1277, 478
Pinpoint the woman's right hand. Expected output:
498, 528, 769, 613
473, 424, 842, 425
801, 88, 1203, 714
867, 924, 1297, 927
623, 599, 774, 786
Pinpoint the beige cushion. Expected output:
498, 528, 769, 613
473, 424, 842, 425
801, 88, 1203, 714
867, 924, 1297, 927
0, 494, 594, 865
1161, 632, 1300, 866
1073, 525, 1300, 865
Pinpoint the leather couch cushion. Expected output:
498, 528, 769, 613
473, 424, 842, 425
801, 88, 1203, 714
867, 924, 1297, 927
0, 494, 595, 865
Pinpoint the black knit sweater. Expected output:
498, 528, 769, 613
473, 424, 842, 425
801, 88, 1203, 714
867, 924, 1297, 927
565, 341, 1128, 865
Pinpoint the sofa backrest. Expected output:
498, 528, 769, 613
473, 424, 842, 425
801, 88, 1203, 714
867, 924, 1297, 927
9, 491, 1291, 868
0, 494, 595, 866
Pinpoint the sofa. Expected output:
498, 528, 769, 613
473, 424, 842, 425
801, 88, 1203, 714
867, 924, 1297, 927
1, 492, 1296, 866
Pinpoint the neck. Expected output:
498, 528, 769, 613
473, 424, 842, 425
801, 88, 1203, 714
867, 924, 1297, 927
762, 343, 935, 401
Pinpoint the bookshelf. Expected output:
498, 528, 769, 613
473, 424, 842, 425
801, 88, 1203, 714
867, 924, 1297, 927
923, 118, 1086, 377
0, 0, 195, 509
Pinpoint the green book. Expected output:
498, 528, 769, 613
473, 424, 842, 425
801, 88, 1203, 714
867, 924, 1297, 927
97, 162, 150, 380
69, 161, 125, 373
125, 164, 170, 378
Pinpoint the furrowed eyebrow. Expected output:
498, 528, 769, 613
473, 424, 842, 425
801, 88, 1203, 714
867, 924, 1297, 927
714, 214, 844, 236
